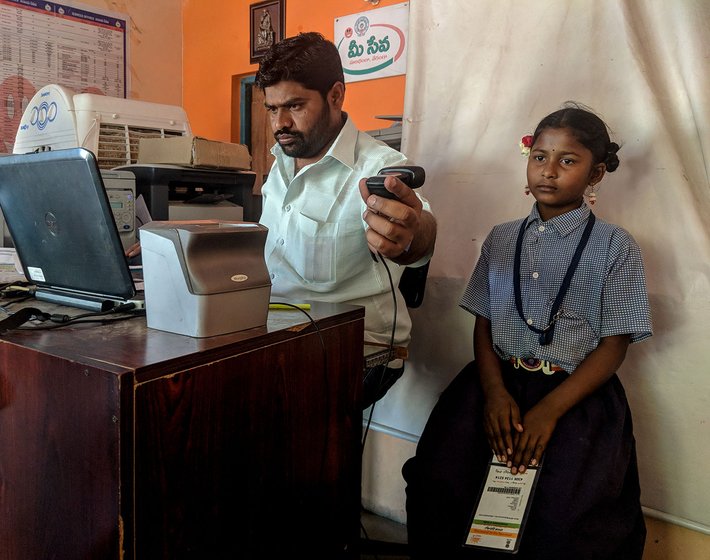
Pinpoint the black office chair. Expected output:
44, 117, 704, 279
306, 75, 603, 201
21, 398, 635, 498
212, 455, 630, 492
398, 261, 430, 309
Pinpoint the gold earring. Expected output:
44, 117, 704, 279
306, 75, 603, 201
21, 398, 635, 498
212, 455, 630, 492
585, 184, 597, 205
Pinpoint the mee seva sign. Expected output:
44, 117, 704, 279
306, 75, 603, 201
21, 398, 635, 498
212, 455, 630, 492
335, 2, 409, 84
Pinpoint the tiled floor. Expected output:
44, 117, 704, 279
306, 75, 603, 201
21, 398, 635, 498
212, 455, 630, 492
359, 509, 410, 559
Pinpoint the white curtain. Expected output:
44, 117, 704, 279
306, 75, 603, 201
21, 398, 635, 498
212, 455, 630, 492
371, 0, 710, 532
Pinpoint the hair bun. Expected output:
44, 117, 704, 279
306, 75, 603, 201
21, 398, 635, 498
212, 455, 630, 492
605, 142, 620, 172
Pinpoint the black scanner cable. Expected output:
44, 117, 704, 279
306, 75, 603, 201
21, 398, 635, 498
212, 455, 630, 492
0, 306, 48, 334
362, 251, 397, 450
0, 302, 144, 334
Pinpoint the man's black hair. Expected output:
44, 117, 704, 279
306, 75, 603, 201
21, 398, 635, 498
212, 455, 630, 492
254, 32, 345, 98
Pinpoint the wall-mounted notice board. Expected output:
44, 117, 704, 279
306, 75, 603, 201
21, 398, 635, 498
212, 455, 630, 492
0, 0, 128, 153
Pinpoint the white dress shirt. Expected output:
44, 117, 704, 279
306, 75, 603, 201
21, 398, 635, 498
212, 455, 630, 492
260, 116, 430, 348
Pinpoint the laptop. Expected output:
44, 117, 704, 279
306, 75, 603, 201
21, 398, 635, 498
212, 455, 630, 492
0, 148, 141, 312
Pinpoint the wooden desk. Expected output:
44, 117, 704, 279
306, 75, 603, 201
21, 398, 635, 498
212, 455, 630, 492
0, 302, 364, 559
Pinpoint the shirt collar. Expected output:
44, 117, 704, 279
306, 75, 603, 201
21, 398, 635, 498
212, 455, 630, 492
527, 202, 592, 237
325, 114, 358, 169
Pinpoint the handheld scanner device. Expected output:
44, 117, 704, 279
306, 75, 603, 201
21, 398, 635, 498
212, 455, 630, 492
365, 166, 426, 199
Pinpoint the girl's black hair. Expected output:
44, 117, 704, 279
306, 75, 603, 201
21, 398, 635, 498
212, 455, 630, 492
254, 32, 344, 99
533, 102, 621, 172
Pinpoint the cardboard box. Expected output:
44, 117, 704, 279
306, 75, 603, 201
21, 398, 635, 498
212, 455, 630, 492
138, 135, 251, 170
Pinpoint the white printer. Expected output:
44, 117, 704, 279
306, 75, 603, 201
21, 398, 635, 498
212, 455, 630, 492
140, 220, 271, 337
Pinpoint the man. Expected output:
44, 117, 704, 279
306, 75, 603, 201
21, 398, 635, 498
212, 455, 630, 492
255, 32, 436, 409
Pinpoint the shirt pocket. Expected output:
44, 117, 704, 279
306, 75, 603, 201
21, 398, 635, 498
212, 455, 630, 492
545, 302, 597, 362
293, 212, 366, 287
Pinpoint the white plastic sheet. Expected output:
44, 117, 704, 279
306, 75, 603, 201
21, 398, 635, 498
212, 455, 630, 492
371, 0, 710, 532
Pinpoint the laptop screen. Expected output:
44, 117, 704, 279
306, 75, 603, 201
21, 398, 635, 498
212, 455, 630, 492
0, 148, 135, 310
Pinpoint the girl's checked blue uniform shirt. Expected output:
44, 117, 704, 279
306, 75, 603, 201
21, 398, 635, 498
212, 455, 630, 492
460, 203, 652, 373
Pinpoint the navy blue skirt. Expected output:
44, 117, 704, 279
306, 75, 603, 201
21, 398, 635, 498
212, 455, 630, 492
402, 360, 646, 560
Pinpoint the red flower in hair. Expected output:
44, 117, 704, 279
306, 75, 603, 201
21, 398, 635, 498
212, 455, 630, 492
521, 135, 534, 148
519, 135, 534, 156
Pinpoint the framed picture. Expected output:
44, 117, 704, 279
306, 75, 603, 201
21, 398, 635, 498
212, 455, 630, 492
250, 0, 285, 64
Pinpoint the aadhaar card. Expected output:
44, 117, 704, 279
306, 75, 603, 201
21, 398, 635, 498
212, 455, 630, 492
463, 453, 541, 554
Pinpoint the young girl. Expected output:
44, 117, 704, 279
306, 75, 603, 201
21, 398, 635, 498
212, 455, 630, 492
402, 104, 652, 559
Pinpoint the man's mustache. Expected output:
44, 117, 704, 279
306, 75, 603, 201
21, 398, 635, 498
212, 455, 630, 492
275, 128, 303, 140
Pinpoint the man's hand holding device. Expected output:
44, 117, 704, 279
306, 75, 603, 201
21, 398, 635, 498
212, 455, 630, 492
359, 166, 428, 263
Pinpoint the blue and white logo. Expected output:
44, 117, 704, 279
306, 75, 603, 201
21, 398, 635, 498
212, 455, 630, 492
30, 101, 58, 131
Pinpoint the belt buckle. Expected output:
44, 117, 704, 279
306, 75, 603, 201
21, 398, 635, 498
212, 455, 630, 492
510, 357, 560, 375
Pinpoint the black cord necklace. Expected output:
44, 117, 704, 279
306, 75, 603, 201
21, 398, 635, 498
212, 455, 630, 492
513, 212, 596, 345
